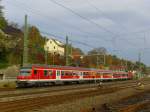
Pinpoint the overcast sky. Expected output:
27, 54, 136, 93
2, 0, 150, 65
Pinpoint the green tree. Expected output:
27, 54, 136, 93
0, 0, 7, 29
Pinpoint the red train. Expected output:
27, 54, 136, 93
16, 65, 133, 87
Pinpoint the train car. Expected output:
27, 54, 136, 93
16, 64, 133, 87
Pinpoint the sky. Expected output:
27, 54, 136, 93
2, 0, 150, 65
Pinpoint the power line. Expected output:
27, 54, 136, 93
48, 0, 140, 47
4, 0, 105, 49
86, 0, 150, 46
8, 0, 113, 43
86, 0, 129, 33
6, 0, 145, 47
40, 31, 95, 48
86, 0, 144, 47
48, 0, 117, 35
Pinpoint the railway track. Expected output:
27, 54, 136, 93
0, 79, 146, 97
100, 89, 150, 112
0, 79, 147, 101
0, 79, 149, 112
0, 79, 149, 102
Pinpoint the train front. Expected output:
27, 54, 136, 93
16, 66, 32, 87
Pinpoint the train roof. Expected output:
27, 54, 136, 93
21, 64, 128, 73
21, 64, 112, 72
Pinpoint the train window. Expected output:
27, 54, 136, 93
103, 73, 111, 76
83, 72, 86, 75
122, 74, 127, 76
69, 71, 73, 76
20, 71, 31, 76
73, 71, 78, 76
44, 70, 48, 76
113, 74, 118, 77
61, 71, 65, 76
97, 72, 102, 76
83, 72, 90, 75
65, 71, 72, 76
65, 71, 69, 76
57, 71, 60, 76
49, 70, 53, 76
34, 70, 37, 75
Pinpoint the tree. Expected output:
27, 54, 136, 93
105, 55, 112, 66
28, 26, 45, 64
0, 0, 7, 29
88, 47, 107, 55
72, 47, 84, 66
86, 47, 107, 68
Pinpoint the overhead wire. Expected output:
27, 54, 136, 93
86, 0, 129, 33
85, 0, 141, 49
48, 0, 140, 47
8, 0, 114, 43
6, 0, 141, 47
40, 31, 95, 48
4, 0, 149, 54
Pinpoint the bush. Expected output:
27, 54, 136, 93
0, 63, 9, 69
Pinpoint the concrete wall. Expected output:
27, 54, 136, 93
0, 65, 19, 80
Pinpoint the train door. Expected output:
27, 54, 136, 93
56, 70, 61, 80
33, 69, 38, 80
33, 69, 41, 81
80, 72, 83, 79
37, 70, 41, 80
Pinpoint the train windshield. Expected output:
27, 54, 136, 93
20, 67, 32, 76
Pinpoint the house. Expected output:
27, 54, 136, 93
44, 38, 65, 56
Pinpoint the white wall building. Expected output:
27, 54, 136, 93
44, 38, 65, 56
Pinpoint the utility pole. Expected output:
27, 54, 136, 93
96, 55, 99, 69
70, 43, 72, 65
96, 49, 99, 69
96, 53, 105, 69
138, 52, 141, 69
23, 15, 28, 66
125, 60, 128, 71
137, 52, 141, 78
65, 36, 69, 66
103, 54, 106, 66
